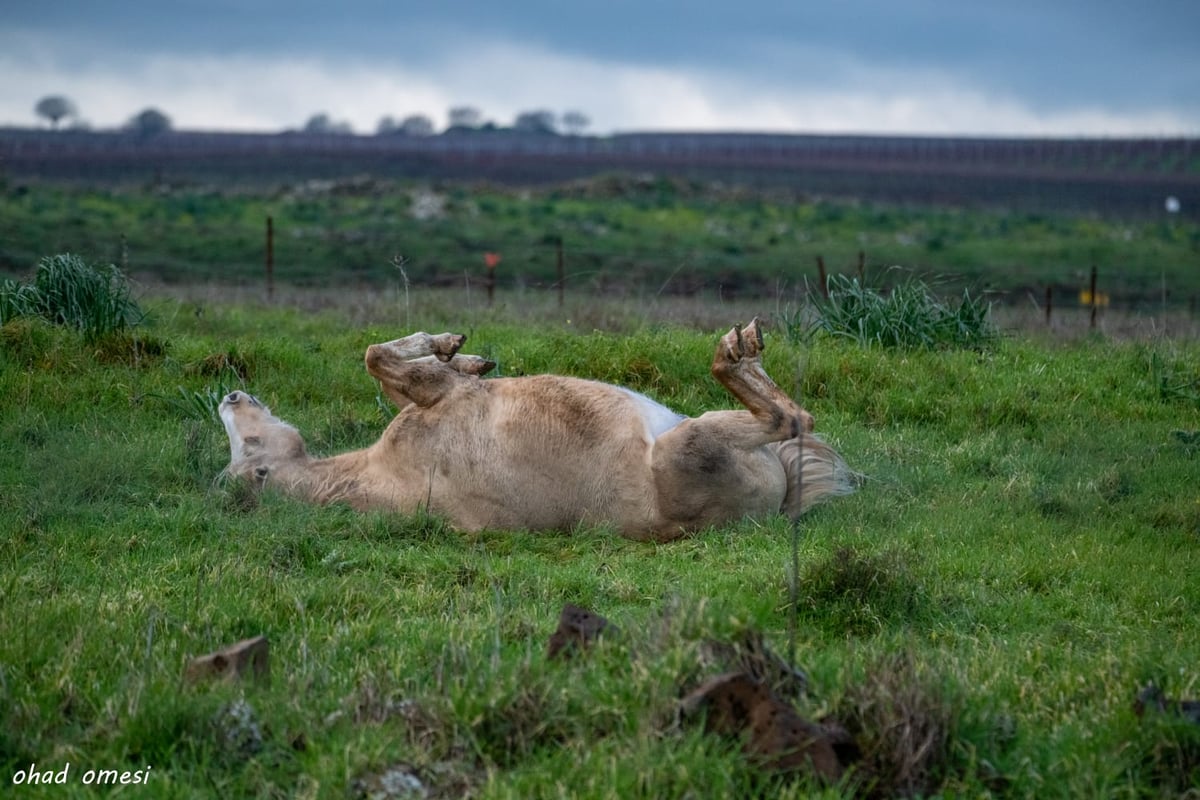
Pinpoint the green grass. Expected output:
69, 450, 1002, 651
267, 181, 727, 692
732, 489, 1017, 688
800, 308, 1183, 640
2, 177, 1198, 306
1, 253, 144, 340
796, 271, 1000, 350
1, 293, 1199, 797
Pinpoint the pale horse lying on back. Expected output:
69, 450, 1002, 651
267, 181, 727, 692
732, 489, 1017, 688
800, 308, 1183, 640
218, 319, 855, 542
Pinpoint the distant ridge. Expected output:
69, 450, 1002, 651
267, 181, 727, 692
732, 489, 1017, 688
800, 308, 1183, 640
2, 127, 1196, 217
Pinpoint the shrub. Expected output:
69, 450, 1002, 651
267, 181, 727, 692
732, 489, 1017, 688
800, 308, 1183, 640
0, 278, 40, 322
0, 254, 144, 340
804, 273, 998, 350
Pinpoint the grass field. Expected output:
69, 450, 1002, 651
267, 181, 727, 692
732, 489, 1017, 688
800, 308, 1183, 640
2, 276, 1199, 797
3, 176, 1198, 309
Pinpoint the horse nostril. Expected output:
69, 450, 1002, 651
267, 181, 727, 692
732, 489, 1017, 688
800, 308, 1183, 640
225, 391, 241, 404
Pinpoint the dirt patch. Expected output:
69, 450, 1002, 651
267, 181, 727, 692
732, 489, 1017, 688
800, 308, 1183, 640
546, 603, 615, 660
681, 671, 856, 781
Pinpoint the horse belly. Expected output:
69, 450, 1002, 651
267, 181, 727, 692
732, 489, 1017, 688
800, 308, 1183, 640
434, 428, 654, 532
616, 387, 685, 441
414, 378, 673, 533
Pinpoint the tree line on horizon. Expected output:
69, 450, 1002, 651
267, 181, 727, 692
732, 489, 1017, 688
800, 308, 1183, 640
32, 94, 591, 138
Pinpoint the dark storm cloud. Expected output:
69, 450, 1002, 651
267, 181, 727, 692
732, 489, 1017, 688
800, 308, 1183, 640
2, 0, 1196, 133
5, 1, 1197, 102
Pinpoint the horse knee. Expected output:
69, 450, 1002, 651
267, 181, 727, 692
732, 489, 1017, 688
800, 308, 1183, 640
775, 408, 814, 438
364, 344, 387, 373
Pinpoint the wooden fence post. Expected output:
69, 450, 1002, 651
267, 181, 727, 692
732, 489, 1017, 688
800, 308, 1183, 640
816, 256, 829, 299
556, 236, 565, 308
857, 250, 866, 284
1089, 265, 1098, 330
1045, 286, 1052, 327
265, 216, 275, 301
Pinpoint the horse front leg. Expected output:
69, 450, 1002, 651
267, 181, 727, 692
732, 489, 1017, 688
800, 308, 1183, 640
365, 331, 487, 409
406, 354, 496, 376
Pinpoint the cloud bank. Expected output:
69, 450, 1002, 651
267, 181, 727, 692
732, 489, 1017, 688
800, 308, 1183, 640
1, 30, 1196, 137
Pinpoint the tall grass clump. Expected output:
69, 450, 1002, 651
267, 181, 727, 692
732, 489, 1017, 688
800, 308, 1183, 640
0, 253, 143, 339
0, 278, 41, 322
804, 273, 998, 350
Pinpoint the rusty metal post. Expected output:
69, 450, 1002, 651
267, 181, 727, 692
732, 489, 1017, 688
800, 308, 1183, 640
482, 252, 502, 307
265, 216, 275, 301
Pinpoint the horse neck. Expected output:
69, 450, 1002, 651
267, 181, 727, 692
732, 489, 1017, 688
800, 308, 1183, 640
271, 448, 372, 506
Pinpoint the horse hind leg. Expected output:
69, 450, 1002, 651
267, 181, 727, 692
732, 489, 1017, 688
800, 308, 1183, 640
711, 317, 814, 439
647, 320, 820, 536
649, 411, 790, 535
712, 319, 856, 515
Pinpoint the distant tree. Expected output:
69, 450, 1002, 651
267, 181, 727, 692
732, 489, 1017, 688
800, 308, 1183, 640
126, 107, 172, 136
303, 113, 352, 135
513, 109, 557, 134
447, 105, 482, 129
35, 95, 77, 129
400, 114, 435, 136
304, 113, 332, 133
561, 110, 590, 136
376, 115, 399, 135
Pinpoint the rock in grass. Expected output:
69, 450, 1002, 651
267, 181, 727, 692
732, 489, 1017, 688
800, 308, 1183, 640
214, 697, 264, 758
1134, 683, 1200, 724
353, 763, 428, 799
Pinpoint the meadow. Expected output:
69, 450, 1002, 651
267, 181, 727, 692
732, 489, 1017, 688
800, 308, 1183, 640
2, 260, 1199, 797
3, 175, 1198, 310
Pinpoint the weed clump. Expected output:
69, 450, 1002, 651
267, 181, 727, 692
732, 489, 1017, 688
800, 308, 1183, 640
189, 348, 254, 381
796, 546, 928, 635
90, 330, 167, 365
0, 317, 62, 366
801, 273, 998, 351
0, 253, 144, 340
1149, 350, 1200, 408
837, 651, 965, 798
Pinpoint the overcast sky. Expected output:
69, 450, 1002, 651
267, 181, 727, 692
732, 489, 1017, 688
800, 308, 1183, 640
1, 1, 1197, 137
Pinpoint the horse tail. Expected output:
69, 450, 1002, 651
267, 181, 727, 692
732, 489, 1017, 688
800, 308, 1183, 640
776, 433, 857, 519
